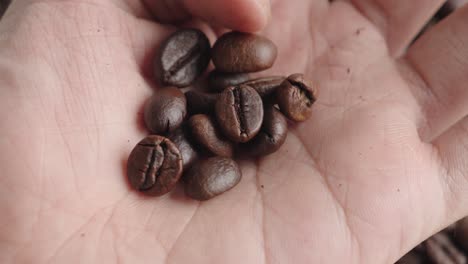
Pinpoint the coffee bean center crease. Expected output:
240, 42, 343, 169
165, 43, 202, 80
140, 145, 161, 191
233, 87, 247, 137
139, 142, 167, 191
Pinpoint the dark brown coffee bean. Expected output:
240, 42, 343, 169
188, 114, 234, 157
207, 70, 250, 93
184, 157, 241, 200
455, 217, 468, 252
425, 233, 466, 264
215, 85, 263, 143
212, 31, 277, 73
155, 28, 211, 87
168, 126, 199, 170
242, 76, 285, 98
240, 107, 287, 157
185, 90, 218, 115
276, 73, 317, 122
144, 87, 187, 135
127, 135, 183, 196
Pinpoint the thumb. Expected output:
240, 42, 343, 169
144, 0, 270, 32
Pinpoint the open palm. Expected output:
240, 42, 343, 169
1, 0, 468, 263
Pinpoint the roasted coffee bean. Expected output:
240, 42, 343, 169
188, 114, 234, 157
240, 107, 287, 157
215, 85, 263, 143
212, 31, 277, 73
168, 126, 199, 170
144, 87, 186, 135
425, 233, 466, 264
155, 28, 211, 87
276, 73, 317, 122
185, 90, 218, 115
455, 217, 468, 252
207, 70, 250, 93
184, 157, 241, 200
127, 135, 183, 196
242, 76, 285, 98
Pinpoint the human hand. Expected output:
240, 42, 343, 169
1, 0, 468, 263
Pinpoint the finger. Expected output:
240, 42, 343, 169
143, 0, 271, 32
404, 5, 468, 141
348, 0, 445, 56
430, 116, 468, 233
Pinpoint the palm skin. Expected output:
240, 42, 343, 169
0, 0, 462, 263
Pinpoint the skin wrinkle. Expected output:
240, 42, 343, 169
429, 141, 459, 240
150, 219, 173, 255
164, 202, 201, 263
289, 129, 361, 263
111, 234, 122, 264
8, 146, 45, 263
402, 57, 446, 142
253, 159, 268, 264
34, 130, 47, 259
350, 0, 389, 48
435, 124, 468, 209
93, 204, 120, 264
43, 209, 108, 263
251, 178, 284, 264
5, 4, 143, 260
0, 1, 129, 262
310, 44, 416, 250
253, 153, 314, 264
113, 0, 151, 19
307, 24, 318, 72
84, 17, 105, 168
411, 147, 430, 235
96, 194, 147, 263
397, 143, 418, 256
127, 197, 168, 255
56, 126, 81, 198
395, 60, 433, 139
44, 194, 131, 263
307, 2, 323, 39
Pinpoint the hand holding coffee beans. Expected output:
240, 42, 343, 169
127, 29, 318, 201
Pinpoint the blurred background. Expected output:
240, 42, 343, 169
0, 0, 8, 18
0, 0, 466, 263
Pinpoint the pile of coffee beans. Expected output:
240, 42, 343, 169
127, 29, 317, 201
